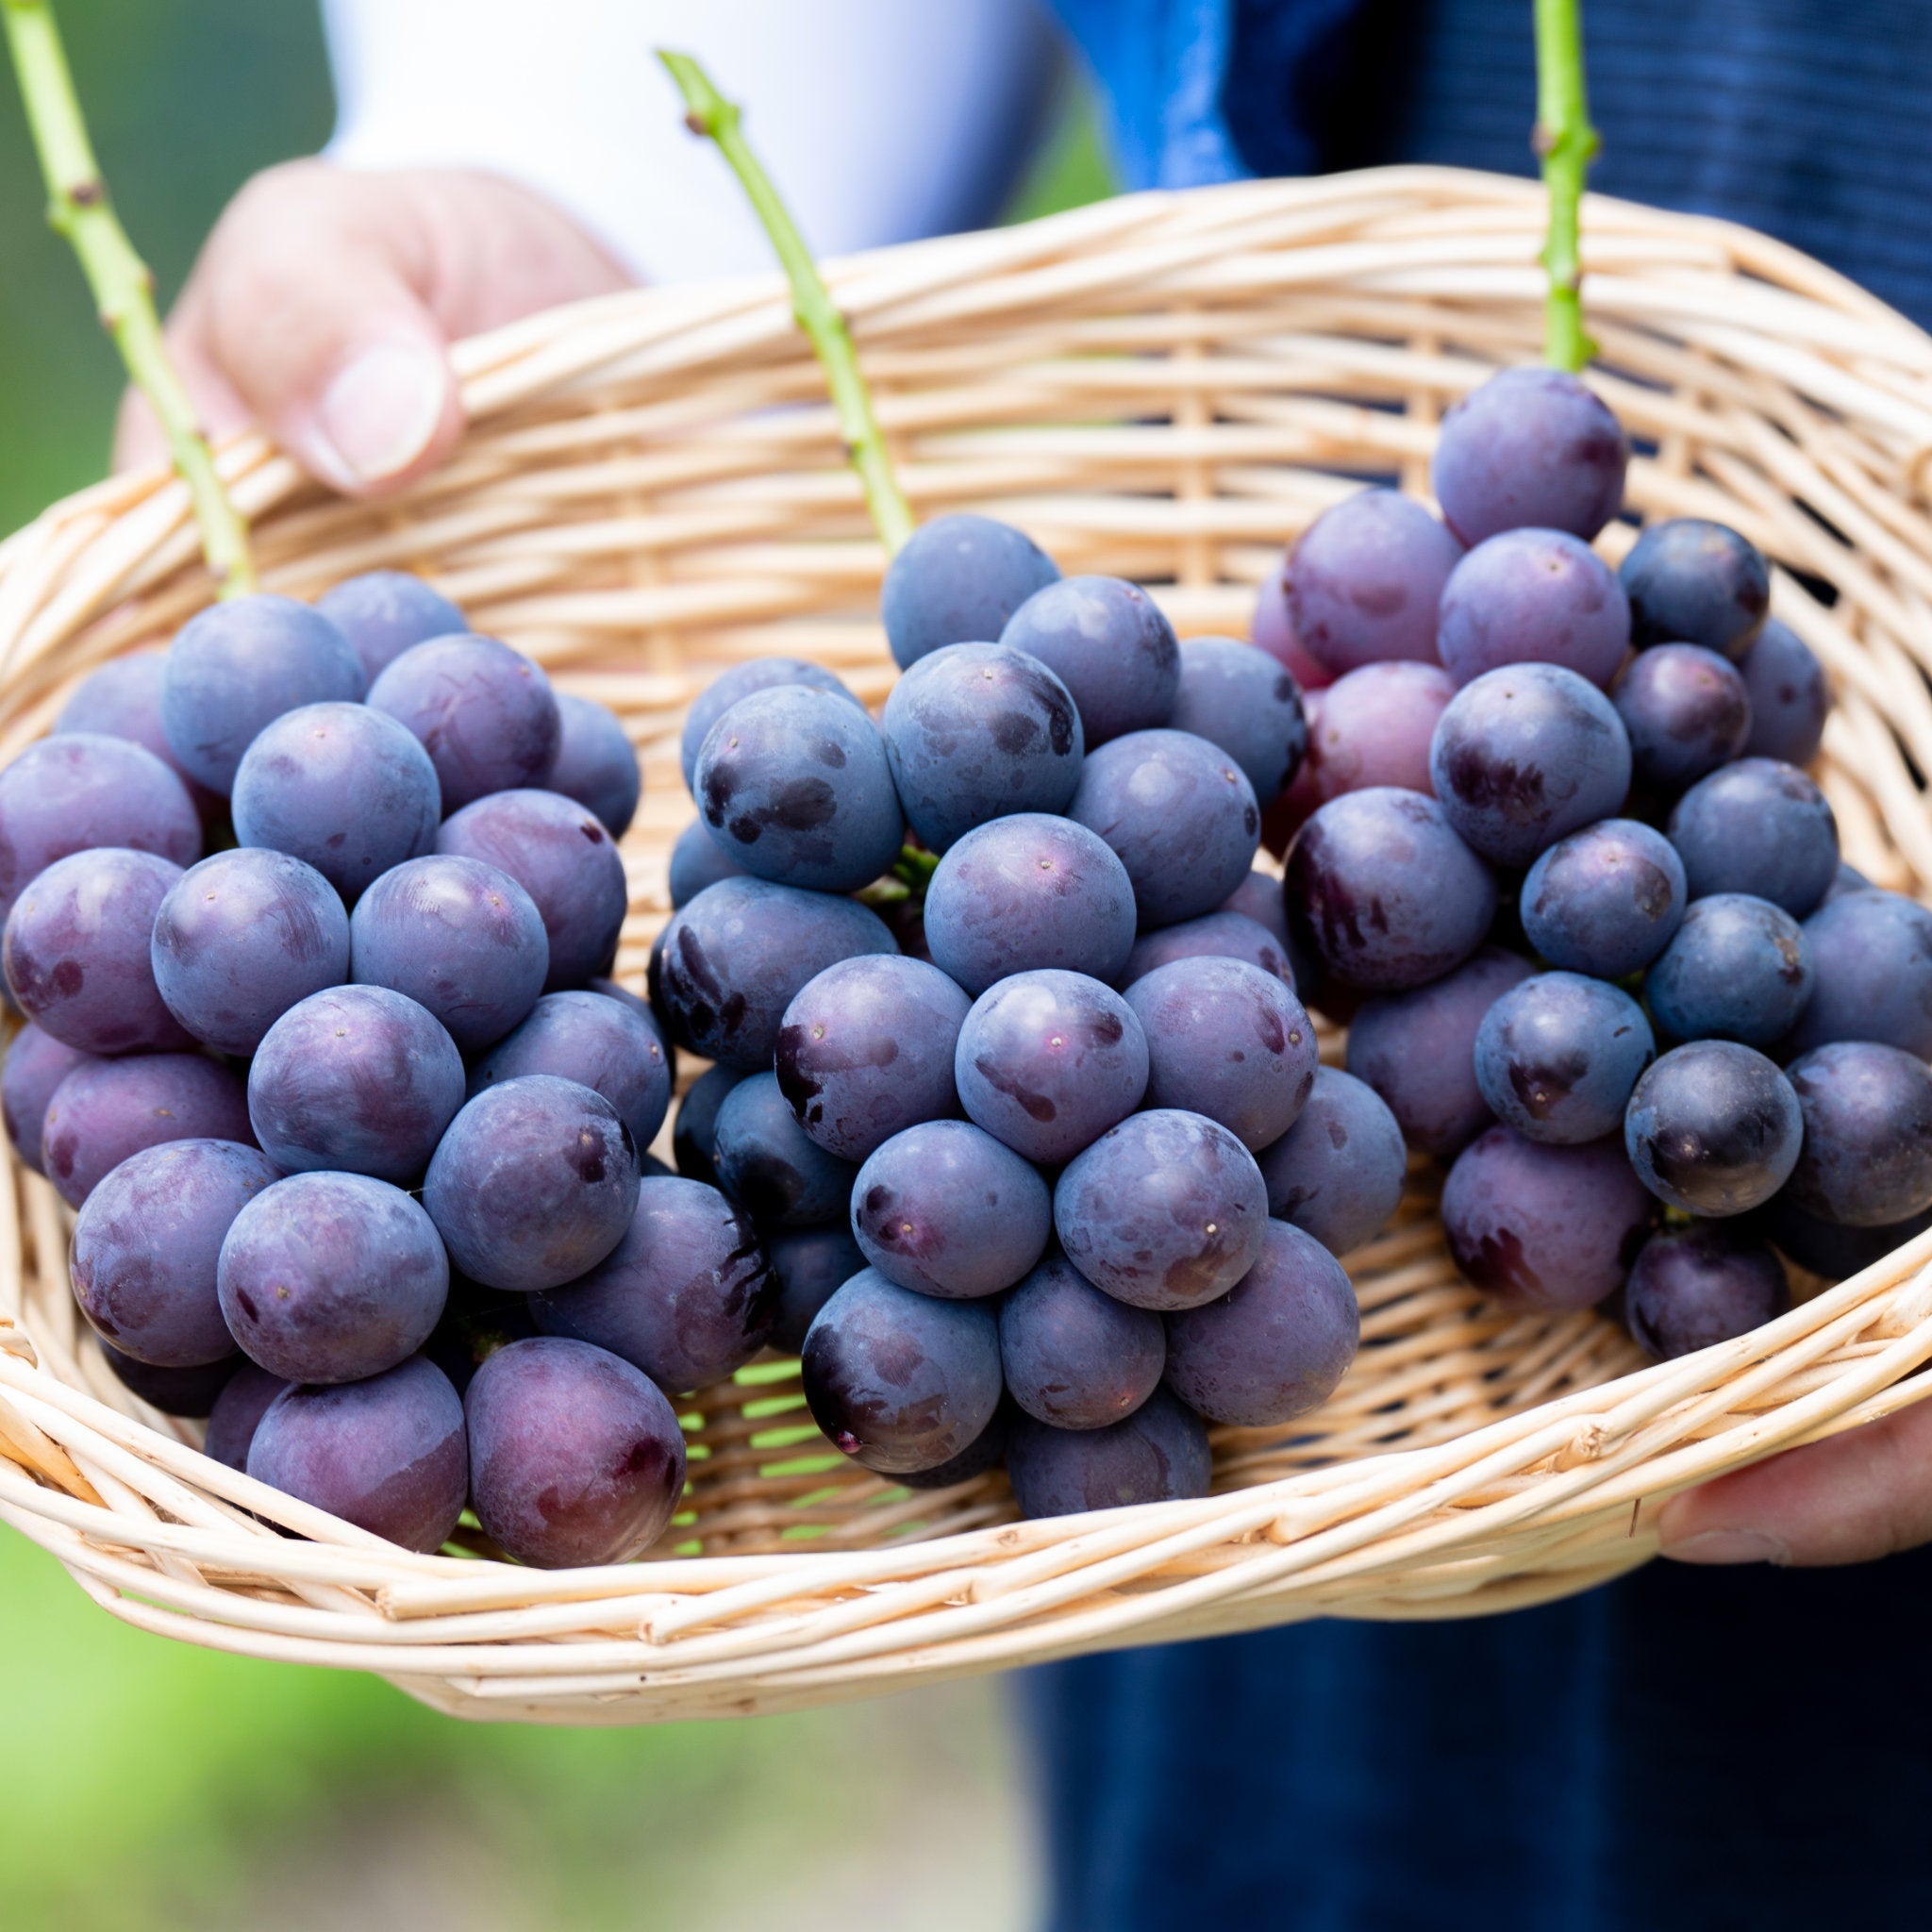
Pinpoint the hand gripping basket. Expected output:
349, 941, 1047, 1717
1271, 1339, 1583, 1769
3, 166, 1931, 1726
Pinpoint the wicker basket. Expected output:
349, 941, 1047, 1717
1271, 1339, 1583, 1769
2, 165, 1931, 1725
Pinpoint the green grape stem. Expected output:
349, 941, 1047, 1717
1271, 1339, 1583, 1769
1533, 0, 1601, 373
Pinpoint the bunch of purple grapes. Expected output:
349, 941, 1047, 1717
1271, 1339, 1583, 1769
2, 574, 691, 1565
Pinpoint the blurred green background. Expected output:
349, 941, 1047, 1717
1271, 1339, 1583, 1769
0, 7, 1113, 1927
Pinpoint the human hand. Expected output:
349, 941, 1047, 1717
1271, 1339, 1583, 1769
114, 161, 633, 496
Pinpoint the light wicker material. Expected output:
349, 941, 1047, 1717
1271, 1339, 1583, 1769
1, 166, 1930, 1725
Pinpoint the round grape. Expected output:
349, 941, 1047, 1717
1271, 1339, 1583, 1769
998, 575, 1179, 746
678, 658, 863, 791
1474, 972, 1655, 1144
1520, 818, 1687, 978
1667, 758, 1839, 916
898, 1398, 1016, 1491
1121, 909, 1291, 990
1786, 889, 1932, 1058
673, 1064, 743, 1188
1739, 618, 1830, 766
1626, 1225, 1790, 1359
881, 512, 1060, 670
1643, 893, 1811, 1046
204, 1360, 290, 1469
1220, 868, 1291, 950
1168, 636, 1307, 805
1619, 518, 1770, 656
547, 693, 640, 838
1255, 1065, 1407, 1255
316, 570, 466, 681
710, 1072, 857, 1225
766, 1223, 867, 1354
1612, 644, 1752, 792
57, 651, 220, 819
1005, 1387, 1211, 1520
1303, 660, 1455, 806
42, 1054, 252, 1210
2, 1023, 89, 1174
999, 1254, 1165, 1429
668, 817, 745, 908
470, 989, 671, 1151
1785, 1041, 1932, 1227
1251, 552, 1334, 691
1438, 527, 1630, 689
1624, 1041, 1803, 1216
1283, 489, 1461, 675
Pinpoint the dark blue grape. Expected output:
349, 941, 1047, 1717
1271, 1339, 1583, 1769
101, 1342, 239, 1419
203, 1360, 290, 1463
1785, 889, 1932, 1058
881, 512, 1061, 670
923, 813, 1135, 996
897, 1398, 1015, 1490
880, 642, 1084, 852
1625, 1041, 1803, 1216
247, 1355, 467, 1552
1221, 868, 1291, 949
1761, 1194, 1932, 1280
1438, 527, 1630, 690
954, 969, 1148, 1163
800, 1268, 1002, 1474
1430, 663, 1632, 868
766, 1223, 867, 1354
4, 848, 191, 1054
1124, 957, 1316, 1150
1163, 1219, 1359, 1425
999, 1254, 1164, 1429
465, 1335, 686, 1567
219, 1172, 448, 1383
1668, 758, 1840, 916
42, 1054, 252, 1210
248, 985, 464, 1183
436, 788, 629, 991
1785, 1041, 1932, 1226
72, 1139, 280, 1367
544, 693, 640, 837
775, 955, 969, 1161
1055, 1108, 1269, 1310
1005, 1386, 1210, 1519
1443, 1125, 1657, 1308
424, 1074, 640, 1291
155, 849, 350, 1057
530, 1175, 774, 1391
653, 876, 896, 1069
850, 1118, 1051, 1299
1612, 644, 1752, 792
1474, 972, 1655, 1144
1644, 893, 1811, 1046
1255, 1065, 1407, 1255
366, 633, 561, 812
710, 1071, 857, 1225
1282, 488, 1461, 675
2, 1022, 89, 1175
668, 816, 746, 908
1432, 367, 1628, 547
1121, 909, 1292, 990
673, 1063, 743, 1187
1626, 1225, 1790, 1359
998, 576, 1179, 746
315, 570, 465, 681
1069, 728, 1259, 929
678, 658, 862, 791
57, 651, 220, 819
1303, 661, 1455, 805
1287, 788, 1496, 991
1519, 818, 1686, 977
1619, 518, 1770, 656
1740, 618, 1830, 766
470, 988, 671, 1150
1168, 637, 1307, 805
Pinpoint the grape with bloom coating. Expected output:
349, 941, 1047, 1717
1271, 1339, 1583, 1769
101, 1342, 239, 1418
1255, 1066, 1407, 1256
1611, 644, 1752, 793
711, 1072, 858, 1225
1303, 661, 1455, 807
999, 1255, 1165, 1429
1619, 518, 1770, 657
1474, 973, 1655, 1145
672, 1064, 743, 1188
205, 1361, 291, 1470
1520, 819, 1687, 978
1667, 758, 1839, 916
1, 1023, 88, 1174
1740, 618, 1830, 766
470, 989, 671, 1151
668, 817, 746, 908
881, 512, 1061, 670
1121, 910, 1291, 990
1785, 889, 1932, 1059
1005, 1387, 1210, 1520
1250, 552, 1333, 691
42, 1055, 252, 1210
548, 693, 641, 838
767, 1223, 866, 1354
999, 576, 1179, 746
1626, 1225, 1790, 1359
1625, 1041, 1803, 1216
678, 658, 863, 790
57, 652, 220, 820
1437, 528, 1630, 690
465, 1336, 687, 1568
1168, 637, 1307, 805
316, 570, 466, 681
1283, 489, 1461, 675
1785, 1041, 1932, 1227
1643, 894, 1811, 1046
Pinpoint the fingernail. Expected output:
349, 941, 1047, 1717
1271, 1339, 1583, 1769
313, 342, 447, 487
1661, 1528, 1790, 1566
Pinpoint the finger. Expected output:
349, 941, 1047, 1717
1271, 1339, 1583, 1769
111, 323, 251, 473
1657, 1392, 1932, 1566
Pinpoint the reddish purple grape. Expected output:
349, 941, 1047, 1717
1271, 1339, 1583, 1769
1283, 489, 1461, 675
1611, 644, 1752, 792
1169, 636, 1308, 805
998, 575, 1179, 747
1121, 909, 1292, 990
204, 1360, 291, 1471
1304, 661, 1455, 806
999, 1254, 1165, 1429
1619, 518, 1769, 657
1251, 553, 1334, 691
1005, 1387, 1210, 1520
2, 1022, 89, 1175
315, 570, 465, 681
470, 989, 672, 1151
1626, 1225, 1790, 1359
1438, 528, 1630, 690
1255, 1065, 1407, 1256
42, 1054, 252, 1210
57, 651, 221, 820
548, 693, 640, 838
1739, 618, 1830, 766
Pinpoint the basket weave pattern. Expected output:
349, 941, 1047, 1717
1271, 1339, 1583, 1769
2, 169, 1931, 1724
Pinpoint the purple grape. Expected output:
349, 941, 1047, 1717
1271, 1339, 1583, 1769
881, 512, 1061, 670
160, 594, 366, 794
1474, 972, 1655, 1145
1785, 889, 1932, 1058
1124, 957, 1316, 1150
100, 1341, 239, 1418
248, 985, 463, 1183
1221, 869, 1291, 949
1168, 637, 1307, 805
316, 570, 466, 681
1430, 663, 1632, 868
1644, 893, 1811, 1046
464, 1336, 686, 1567
1443, 1125, 1657, 1309
533, 1175, 775, 1390
1005, 1386, 1210, 1519
1625, 1041, 1803, 1216
436, 788, 629, 991
204, 1360, 291, 1471
1055, 1108, 1269, 1311
673, 1064, 743, 1187
775, 955, 969, 1161
1668, 758, 1839, 916
546, 693, 640, 838
1282, 489, 1461, 675
57, 651, 220, 819
1286, 788, 1496, 992
1612, 644, 1752, 792
800, 1267, 1002, 1474
1344, 946, 1537, 1158
1252, 551, 1335, 691
470, 989, 671, 1150
1520, 818, 1687, 978
998, 576, 1180, 746
850, 1118, 1051, 1299
366, 633, 561, 812
1121, 909, 1292, 991
923, 813, 1136, 996
652, 876, 896, 1069
1739, 618, 1830, 765
1068, 728, 1260, 929
1432, 367, 1628, 546
999, 1254, 1164, 1429
247, 1355, 467, 1551
880, 641, 1085, 853
1255, 1065, 1407, 1255
898, 1398, 1015, 1490
2, 1023, 89, 1174
678, 658, 863, 791
1785, 1041, 1932, 1227
1619, 519, 1770, 657
42, 1054, 252, 1209
424, 1075, 640, 1291
710, 1071, 857, 1225
668, 817, 746, 908
767, 1223, 867, 1354
154, 849, 351, 1057
1304, 661, 1455, 805
1626, 1225, 1790, 1359
72, 1139, 280, 1367
1823, 861, 1874, 905
1438, 528, 1631, 690
954, 969, 1148, 1164
1761, 1194, 1932, 1280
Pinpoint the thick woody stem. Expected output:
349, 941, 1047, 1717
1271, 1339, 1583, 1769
1533, 0, 1601, 372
